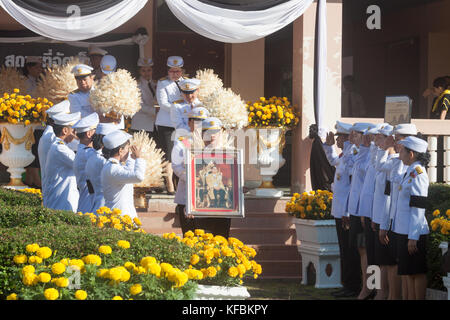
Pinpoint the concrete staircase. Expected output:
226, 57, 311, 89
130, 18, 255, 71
139, 195, 302, 280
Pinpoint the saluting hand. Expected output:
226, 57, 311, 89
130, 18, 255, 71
131, 146, 142, 159
325, 132, 335, 146
408, 239, 418, 255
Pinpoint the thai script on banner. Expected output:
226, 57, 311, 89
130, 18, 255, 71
4, 49, 89, 68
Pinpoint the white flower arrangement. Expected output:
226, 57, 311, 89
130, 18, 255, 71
195, 69, 223, 102
34, 57, 82, 103
0, 67, 28, 96
130, 130, 166, 188
202, 87, 249, 130
90, 69, 141, 118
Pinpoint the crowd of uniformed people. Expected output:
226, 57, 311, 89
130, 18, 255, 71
323, 121, 431, 300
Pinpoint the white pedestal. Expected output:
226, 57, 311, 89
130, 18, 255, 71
193, 285, 250, 300
294, 219, 342, 289
249, 187, 283, 198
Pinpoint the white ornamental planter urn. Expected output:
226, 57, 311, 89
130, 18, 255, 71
0, 123, 37, 187
294, 218, 342, 289
193, 285, 250, 300
249, 127, 287, 198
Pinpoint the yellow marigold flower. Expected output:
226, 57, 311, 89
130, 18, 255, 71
433, 210, 440, 217
68, 259, 85, 272
98, 245, 112, 255
22, 273, 38, 286
97, 269, 109, 278
117, 240, 130, 249
133, 217, 142, 226
446, 209, 450, 218
140, 256, 157, 268
22, 265, 35, 275
26, 243, 40, 253
44, 288, 59, 300
38, 272, 51, 283
130, 284, 142, 295
147, 263, 161, 277
36, 247, 52, 259
13, 254, 27, 264
6, 293, 18, 300
206, 266, 217, 278
82, 254, 102, 266
28, 256, 43, 264
124, 262, 136, 270
160, 263, 174, 275
190, 254, 200, 265
75, 290, 88, 300
228, 266, 239, 278
51, 262, 66, 275
112, 296, 123, 300
54, 277, 69, 288
108, 267, 123, 282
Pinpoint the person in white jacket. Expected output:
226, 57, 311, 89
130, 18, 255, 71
101, 130, 146, 220
44, 112, 81, 212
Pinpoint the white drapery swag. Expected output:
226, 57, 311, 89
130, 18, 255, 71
0, 0, 147, 41
165, 0, 314, 43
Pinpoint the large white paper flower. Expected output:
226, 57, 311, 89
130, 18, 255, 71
90, 69, 141, 118
0, 67, 28, 96
34, 57, 82, 103
130, 130, 167, 188
195, 68, 223, 102
202, 87, 249, 129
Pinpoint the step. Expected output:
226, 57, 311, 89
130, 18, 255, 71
257, 260, 302, 279
249, 244, 301, 261
229, 228, 299, 245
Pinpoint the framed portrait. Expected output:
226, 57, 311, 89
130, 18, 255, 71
185, 149, 245, 218
384, 95, 412, 125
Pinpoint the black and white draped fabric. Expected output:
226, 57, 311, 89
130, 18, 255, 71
0, 0, 147, 41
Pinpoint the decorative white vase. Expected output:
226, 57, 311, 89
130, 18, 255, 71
0, 123, 37, 187
193, 285, 250, 300
293, 218, 342, 289
249, 127, 286, 198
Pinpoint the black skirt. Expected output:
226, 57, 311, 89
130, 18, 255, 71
29, 129, 44, 168
395, 233, 428, 275
363, 217, 376, 266
373, 223, 396, 266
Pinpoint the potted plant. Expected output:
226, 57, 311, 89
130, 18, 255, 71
286, 190, 342, 288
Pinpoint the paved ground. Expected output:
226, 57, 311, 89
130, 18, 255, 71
245, 279, 355, 300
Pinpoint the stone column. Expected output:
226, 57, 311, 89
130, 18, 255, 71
291, 1, 343, 193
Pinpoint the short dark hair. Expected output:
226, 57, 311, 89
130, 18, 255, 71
433, 76, 449, 89
76, 131, 88, 140
92, 134, 104, 151
404, 146, 430, 167
53, 124, 66, 137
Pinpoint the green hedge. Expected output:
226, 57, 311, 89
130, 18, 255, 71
0, 223, 194, 298
0, 188, 42, 207
425, 183, 450, 291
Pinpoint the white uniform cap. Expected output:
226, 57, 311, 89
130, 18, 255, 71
167, 56, 184, 68
137, 57, 154, 67
379, 124, 394, 136
88, 45, 108, 56
46, 100, 70, 117
351, 122, 375, 133
202, 117, 222, 131
25, 56, 42, 64
188, 107, 209, 120
100, 55, 117, 75
398, 136, 428, 153
71, 64, 94, 77
365, 123, 388, 135
103, 130, 132, 150
72, 112, 100, 133
179, 78, 201, 93
394, 123, 417, 136
52, 112, 81, 126
96, 123, 118, 136
335, 121, 352, 135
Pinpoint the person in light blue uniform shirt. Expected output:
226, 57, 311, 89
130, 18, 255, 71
68, 64, 96, 118
394, 136, 430, 300
378, 123, 418, 300
101, 130, 146, 220
347, 122, 376, 300
44, 112, 81, 212
39, 100, 71, 206
323, 121, 361, 297
171, 78, 203, 137
72, 112, 100, 214
85, 123, 118, 213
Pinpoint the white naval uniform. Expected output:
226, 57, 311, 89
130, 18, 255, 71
347, 145, 370, 216
155, 77, 184, 128
171, 136, 191, 205
358, 142, 379, 219
380, 156, 407, 231
68, 88, 95, 118
44, 137, 79, 212
73, 143, 95, 214
85, 149, 107, 212
101, 157, 146, 219
171, 99, 202, 132
393, 161, 430, 240
38, 125, 56, 205
372, 149, 395, 225
131, 77, 157, 132
322, 141, 353, 218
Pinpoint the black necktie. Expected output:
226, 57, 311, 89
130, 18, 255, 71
148, 81, 155, 97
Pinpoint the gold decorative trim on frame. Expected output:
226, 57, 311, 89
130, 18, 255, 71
0, 126, 35, 151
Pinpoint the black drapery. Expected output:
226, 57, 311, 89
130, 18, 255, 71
11, 0, 123, 17
309, 124, 335, 192
198, 0, 290, 11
